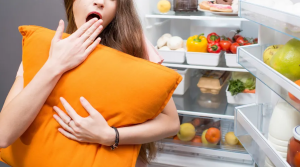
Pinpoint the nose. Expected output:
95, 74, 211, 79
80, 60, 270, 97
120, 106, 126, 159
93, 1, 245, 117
93, 0, 104, 8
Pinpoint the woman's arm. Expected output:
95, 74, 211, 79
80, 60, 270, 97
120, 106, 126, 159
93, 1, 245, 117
115, 98, 180, 145
54, 97, 180, 146
0, 19, 103, 148
0, 62, 62, 148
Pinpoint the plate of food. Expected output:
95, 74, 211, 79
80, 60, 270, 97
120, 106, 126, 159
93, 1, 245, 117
198, 0, 238, 16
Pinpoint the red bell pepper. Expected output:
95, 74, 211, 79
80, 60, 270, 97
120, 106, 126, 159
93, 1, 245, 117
207, 33, 220, 43
207, 42, 222, 53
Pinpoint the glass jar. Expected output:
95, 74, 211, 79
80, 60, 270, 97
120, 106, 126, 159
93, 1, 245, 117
287, 126, 300, 167
173, 0, 198, 12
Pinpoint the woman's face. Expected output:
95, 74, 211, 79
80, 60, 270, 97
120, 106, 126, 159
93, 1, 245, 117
73, 0, 117, 31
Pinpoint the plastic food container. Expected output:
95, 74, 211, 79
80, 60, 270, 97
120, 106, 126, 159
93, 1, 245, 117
173, 68, 191, 95
173, 0, 198, 12
225, 52, 242, 68
186, 52, 221, 67
197, 93, 221, 109
226, 86, 256, 105
156, 46, 185, 64
197, 71, 231, 95
287, 126, 300, 167
220, 121, 245, 152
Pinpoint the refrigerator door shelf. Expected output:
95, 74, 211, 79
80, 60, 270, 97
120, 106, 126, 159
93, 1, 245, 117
234, 104, 290, 167
238, 44, 300, 112
240, 0, 300, 40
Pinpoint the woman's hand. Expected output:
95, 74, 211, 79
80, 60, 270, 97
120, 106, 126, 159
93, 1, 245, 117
53, 97, 115, 146
47, 18, 103, 74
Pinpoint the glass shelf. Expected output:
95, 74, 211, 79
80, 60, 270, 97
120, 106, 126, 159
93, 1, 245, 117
238, 45, 300, 112
172, 70, 249, 119
163, 63, 248, 72
240, 0, 300, 40
146, 13, 247, 21
160, 114, 252, 164
173, 71, 230, 119
163, 52, 248, 72
235, 104, 290, 167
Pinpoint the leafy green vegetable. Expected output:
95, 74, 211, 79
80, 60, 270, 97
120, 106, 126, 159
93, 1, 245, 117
232, 72, 256, 90
244, 78, 256, 90
228, 79, 245, 96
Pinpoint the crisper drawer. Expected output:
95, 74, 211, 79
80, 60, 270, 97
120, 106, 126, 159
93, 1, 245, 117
234, 104, 291, 167
158, 114, 253, 165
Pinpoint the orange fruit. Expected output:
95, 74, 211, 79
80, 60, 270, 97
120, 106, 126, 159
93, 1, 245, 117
289, 80, 300, 103
192, 136, 202, 143
205, 128, 221, 144
192, 118, 202, 127
173, 136, 180, 140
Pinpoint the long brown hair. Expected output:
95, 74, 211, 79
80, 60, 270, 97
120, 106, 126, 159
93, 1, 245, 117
64, 0, 155, 164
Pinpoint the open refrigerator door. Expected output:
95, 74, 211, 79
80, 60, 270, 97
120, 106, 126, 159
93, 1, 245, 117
235, 0, 300, 167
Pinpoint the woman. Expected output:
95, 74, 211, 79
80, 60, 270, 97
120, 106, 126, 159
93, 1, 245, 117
0, 0, 180, 166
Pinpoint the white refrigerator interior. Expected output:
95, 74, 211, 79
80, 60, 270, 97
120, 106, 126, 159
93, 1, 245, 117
134, 0, 300, 167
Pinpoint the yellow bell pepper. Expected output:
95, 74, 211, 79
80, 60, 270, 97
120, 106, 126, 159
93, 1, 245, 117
186, 34, 208, 52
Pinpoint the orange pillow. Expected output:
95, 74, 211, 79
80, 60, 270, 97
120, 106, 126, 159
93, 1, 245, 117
1, 25, 182, 167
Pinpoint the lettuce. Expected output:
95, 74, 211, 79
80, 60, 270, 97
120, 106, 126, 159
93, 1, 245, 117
228, 72, 256, 96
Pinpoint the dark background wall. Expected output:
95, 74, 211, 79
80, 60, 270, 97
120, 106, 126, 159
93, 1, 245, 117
0, 1, 66, 165
0, 0, 67, 108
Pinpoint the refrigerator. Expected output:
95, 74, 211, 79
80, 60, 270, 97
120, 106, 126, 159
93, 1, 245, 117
0, 0, 299, 167
134, 0, 300, 167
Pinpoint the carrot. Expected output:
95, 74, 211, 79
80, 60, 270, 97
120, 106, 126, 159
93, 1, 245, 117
243, 89, 255, 93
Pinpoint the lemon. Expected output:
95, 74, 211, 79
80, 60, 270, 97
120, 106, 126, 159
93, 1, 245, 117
157, 0, 171, 13
177, 123, 196, 141
225, 132, 239, 146
270, 39, 300, 81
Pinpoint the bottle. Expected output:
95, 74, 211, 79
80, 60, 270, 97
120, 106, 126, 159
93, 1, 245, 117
287, 126, 300, 167
266, 102, 300, 166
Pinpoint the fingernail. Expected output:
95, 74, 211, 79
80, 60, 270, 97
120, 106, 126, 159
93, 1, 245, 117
80, 97, 85, 101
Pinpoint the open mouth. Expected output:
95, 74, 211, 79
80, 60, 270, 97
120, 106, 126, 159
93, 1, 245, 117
86, 12, 102, 22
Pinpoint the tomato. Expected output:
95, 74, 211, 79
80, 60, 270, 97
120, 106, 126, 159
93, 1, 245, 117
236, 37, 249, 44
253, 38, 258, 44
243, 42, 252, 46
233, 34, 242, 42
227, 37, 233, 43
219, 40, 232, 52
230, 43, 242, 54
